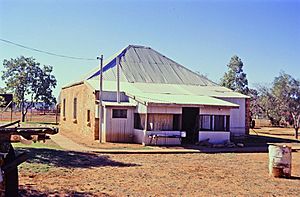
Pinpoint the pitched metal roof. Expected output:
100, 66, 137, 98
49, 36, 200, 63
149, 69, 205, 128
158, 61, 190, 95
87, 45, 216, 86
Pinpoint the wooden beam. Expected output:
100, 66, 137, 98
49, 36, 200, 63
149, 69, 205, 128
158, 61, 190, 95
2, 153, 28, 173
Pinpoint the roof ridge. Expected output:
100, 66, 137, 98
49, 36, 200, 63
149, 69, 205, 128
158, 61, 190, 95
127, 45, 151, 49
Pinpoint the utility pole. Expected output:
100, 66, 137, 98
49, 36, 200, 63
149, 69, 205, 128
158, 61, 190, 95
116, 56, 120, 103
97, 55, 103, 143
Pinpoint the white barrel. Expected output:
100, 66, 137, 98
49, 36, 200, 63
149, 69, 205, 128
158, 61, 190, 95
268, 144, 292, 178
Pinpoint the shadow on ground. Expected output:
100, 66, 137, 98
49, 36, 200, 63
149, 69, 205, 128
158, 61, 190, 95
238, 134, 300, 147
19, 185, 110, 197
15, 147, 140, 168
157, 134, 300, 153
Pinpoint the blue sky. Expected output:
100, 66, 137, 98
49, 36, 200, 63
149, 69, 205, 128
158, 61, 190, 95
0, 0, 299, 97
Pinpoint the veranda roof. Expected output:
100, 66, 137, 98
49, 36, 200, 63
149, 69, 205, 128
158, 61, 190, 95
128, 93, 239, 107
86, 80, 249, 99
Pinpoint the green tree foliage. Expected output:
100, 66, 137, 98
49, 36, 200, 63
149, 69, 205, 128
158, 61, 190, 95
0, 88, 5, 106
256, 72, 300, 139
1, 56, 57, 122
220, 55, 249, 95
256, 85, 282, 126
272, 72, 300, 138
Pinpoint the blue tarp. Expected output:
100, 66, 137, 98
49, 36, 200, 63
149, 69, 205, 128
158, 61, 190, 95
87, 48, 127, 80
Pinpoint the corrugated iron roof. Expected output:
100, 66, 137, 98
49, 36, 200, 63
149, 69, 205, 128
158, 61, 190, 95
129, 93, 239, 107
87, 45, 216, 86
87, 80, 249, 99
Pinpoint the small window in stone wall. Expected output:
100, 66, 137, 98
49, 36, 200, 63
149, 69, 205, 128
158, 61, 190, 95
87, 110, 91, 122
112, 109, 127, 118
86, 109, 91, 126
73, 98, 77, 120
63, 99, 66, 120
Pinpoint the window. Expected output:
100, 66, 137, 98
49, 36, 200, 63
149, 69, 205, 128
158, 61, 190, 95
200, 115, 230, 131
200, 115, 212, 130
214, 115, 225, 131
87, 110, 90, 122
112, 109, 127, 118
63, 99, 66, 118
226, 115, 230, 131
73, 98, 77, 120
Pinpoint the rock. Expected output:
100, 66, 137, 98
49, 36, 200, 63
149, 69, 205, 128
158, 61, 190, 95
236, 143, 244, 147
225, 142, 236, 148
213, 144, 225, 148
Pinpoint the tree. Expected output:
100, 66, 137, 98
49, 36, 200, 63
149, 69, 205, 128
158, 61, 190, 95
220, 55, 249, 95
255, 72, 300, 139
271, 72, 300, 139
1, 56, 57, 122
256, 85, 282, 126
248, 88, 263, 118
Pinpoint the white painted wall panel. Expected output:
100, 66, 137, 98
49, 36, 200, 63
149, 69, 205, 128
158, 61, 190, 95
144, 131, 182, 145
105, 107, 134, 142
147, 106, 182, 114
200, 107, 230, 115
133, 129, 144, 144
199, 131, 230, 144
221, 98, 246, 136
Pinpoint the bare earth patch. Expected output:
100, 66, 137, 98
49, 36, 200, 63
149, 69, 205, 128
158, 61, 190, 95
251, 127, 298, 139
17, 148, 300, 196
59, 126, 153, 150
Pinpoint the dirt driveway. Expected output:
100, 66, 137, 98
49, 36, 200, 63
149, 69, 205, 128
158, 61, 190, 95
16, 145, 300, 197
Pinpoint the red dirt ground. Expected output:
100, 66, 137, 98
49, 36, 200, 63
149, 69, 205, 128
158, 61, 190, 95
8, 117, 300, 196
17, 148, 300, 196
0, 111, 58, 123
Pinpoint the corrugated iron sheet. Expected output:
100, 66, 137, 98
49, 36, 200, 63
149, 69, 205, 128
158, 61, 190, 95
87, 45, 216, 86
131, 93, 239, 107
86, 80, 249, 99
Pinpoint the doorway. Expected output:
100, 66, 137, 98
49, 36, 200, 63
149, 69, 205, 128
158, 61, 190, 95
181, 107, 199, 144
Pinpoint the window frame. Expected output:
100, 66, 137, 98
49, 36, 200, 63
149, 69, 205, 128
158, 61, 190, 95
112, 109, 127, 119
200, 114, 230, 132
199, 115, 213, 131
214, 115, 225, 131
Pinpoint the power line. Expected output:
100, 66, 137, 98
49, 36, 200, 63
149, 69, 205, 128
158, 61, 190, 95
0, 38, 96, 61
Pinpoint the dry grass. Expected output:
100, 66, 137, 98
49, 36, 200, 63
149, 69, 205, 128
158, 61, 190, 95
252, 127, 297, 137
18, 149, 300, 196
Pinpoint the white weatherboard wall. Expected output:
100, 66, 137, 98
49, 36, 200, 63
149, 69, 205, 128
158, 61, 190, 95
221, 98, 246, 136
104, 107, 134, 142
135, 104, 182, 114
133, 130, 182, 145
199, 131, 230, 144
200, 107, 230, 115
147, 106, 182, 114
